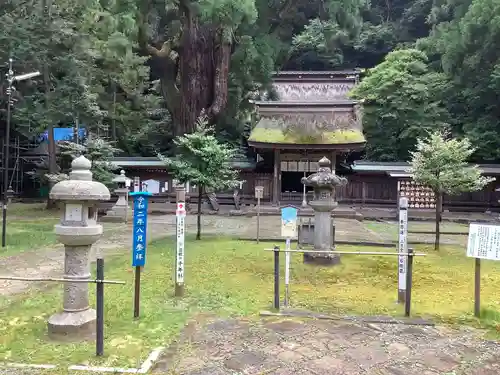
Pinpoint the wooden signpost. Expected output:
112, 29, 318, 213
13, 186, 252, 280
130, 191, 151, 319
255, 186, 263, 243
281, 205, 298, 307
175, 187, 186, 297
466, 223, 500, 317
398, 197, 408, 303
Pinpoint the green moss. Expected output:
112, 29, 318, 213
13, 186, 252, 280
248, 127, 365, 145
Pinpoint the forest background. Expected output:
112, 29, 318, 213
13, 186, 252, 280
1, 0, 499, 176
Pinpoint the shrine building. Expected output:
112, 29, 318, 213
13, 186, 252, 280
247, 70, 365, 206
107, 70, 500, 213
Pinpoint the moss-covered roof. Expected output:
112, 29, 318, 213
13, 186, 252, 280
248, 117, 365, 146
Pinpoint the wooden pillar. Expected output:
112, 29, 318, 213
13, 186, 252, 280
362, 181, 367, 207
330, 151, 336, 173
273, 148, 280, 206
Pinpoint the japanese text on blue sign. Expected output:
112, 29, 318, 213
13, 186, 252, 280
132, 193, 150, 267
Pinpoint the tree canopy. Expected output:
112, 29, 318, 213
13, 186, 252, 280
0, 0, 500, 164
409, 130, 494, 249
159, 115, 240, 239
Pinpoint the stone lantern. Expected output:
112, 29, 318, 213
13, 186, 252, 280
301, 156, 347, 265
47, 155, 110, 340
104, 170, 132, 222
6, 185, 15, 205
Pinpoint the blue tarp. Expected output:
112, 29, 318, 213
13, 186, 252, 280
39, 127, 86, 142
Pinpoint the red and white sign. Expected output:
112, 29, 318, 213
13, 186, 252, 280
176, 202, 186, 217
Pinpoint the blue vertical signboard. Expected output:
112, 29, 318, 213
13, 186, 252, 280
130, 192, 151, 267
130, 191, 151, 319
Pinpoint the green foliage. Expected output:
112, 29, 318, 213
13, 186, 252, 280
417, 0, 500, 161
350, 49, 449, 161
0, 0, 164, 152
410, 130, 495, 195
158, 115, 239, 191
197, 0, 258, 27
47, 137, 121, 186
2, 0, 500, 167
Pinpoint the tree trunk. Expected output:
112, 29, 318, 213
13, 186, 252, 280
196, 186, 202, 240
179, 19, 215, 135
138, 1, 232, 136
434, 192, 443, 251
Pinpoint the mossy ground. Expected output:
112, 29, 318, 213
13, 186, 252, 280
1, 235, 499, 369
364, 221, 469, 237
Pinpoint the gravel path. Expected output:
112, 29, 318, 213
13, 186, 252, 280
0, 216, 247, 297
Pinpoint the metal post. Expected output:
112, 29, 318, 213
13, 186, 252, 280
301, 170, 307, 208
284, 239, 291, 307
474, 258, 481, 318
133, 266, 141, 318
96, 258, 104, 356
256, 197, 260, 243
2, 59, 13, 248
404, 248, 414, 317
273, 245, 280, 310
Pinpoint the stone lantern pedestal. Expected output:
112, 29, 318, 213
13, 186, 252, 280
103, 170, 132, 222
301, 157, 347, 265
47, 156, 110, 341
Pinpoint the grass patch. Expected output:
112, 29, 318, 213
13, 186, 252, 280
6, 203, 59, 219
0, 203, 60, 256
1, 237, 499, 367
364, 221, 469, 238
0, 219, 59, 257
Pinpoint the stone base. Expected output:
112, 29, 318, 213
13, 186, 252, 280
101, 214, 127, 223
47, 308, 96, 341
303, 252, 341, 266
101, 207, 132, 223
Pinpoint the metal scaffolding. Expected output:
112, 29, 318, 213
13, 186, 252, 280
0, 134, 42, 199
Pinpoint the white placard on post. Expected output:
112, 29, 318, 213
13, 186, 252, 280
285, 238, 291, 285
398, 197, 408, 302
467, 223, 500, 260
176, 202, 186, 217
176, 213, 186, 283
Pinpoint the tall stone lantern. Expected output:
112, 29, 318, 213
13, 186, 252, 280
301, 156, 347, 265
104, 170, 132, 222
47, 155, 110, 340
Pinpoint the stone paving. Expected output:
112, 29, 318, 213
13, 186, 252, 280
154, 316, 500, 375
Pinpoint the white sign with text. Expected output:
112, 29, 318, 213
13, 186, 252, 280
467, 223, 500, 261
176, 213, 186, 283
398, 197, 408, 292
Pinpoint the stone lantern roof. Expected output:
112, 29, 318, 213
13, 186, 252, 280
112, 170, 131, 184
49, 155, 110, 201
301, 157, 347, 190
